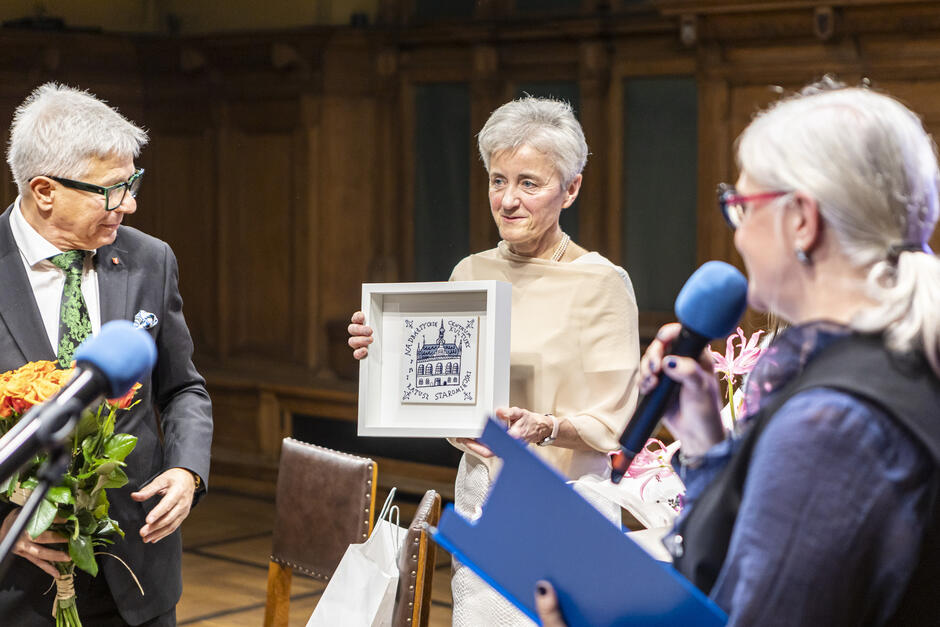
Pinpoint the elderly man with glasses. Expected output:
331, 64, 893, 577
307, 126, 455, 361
0, 83, 212, 626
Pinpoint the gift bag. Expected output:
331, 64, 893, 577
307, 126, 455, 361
307, 488, 404, 627
574, 439, 686, 529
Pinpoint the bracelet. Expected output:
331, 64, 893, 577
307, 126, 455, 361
537, 414, 559, 446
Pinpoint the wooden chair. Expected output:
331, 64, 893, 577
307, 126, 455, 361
392, 489, 443, 627
263, 438, 378, 627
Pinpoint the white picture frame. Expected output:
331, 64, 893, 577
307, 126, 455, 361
358, 280, 511, 437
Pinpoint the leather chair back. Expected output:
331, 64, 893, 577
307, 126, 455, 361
392, 489, 442, 627
264, 438, 378, 627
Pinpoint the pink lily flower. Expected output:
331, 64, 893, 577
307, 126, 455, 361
710, 327, 765, 426
710, 327, 765, 383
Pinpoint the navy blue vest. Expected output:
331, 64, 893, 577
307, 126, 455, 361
673, 334, 940, 625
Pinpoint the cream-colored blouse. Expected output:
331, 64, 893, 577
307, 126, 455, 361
450, 241, 640, 481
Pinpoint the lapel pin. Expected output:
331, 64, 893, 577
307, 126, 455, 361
111, 256, 120, 265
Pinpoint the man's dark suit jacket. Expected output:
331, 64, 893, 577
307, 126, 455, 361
0, 205, 213, 625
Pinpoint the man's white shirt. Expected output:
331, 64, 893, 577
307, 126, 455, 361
9, 197, 102, 354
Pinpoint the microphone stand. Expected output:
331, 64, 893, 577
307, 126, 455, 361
0, 400, 86, 582
0, 440, 73, 581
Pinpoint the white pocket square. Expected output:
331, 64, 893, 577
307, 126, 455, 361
133, 310, 159, 330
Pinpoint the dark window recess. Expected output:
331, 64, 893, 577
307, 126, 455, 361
515, 0, 581, 12
413, 0, 476, 22
622, 76, 698, 311
514, 81, 581, 241
292, 414, 464, 468
414, 83, 471, 281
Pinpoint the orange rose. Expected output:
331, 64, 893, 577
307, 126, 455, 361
108, 382, 142, 409
0, 361, 71, 416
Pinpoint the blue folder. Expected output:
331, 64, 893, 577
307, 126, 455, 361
430, 418, 728, 626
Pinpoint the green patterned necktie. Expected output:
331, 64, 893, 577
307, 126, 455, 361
49, 250, 92, 367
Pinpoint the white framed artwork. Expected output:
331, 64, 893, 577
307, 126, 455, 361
358, 281, 511, 437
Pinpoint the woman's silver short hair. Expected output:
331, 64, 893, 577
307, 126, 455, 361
6, 83, 148, 195
738, 79, 940, 374
477, 96, 588, 186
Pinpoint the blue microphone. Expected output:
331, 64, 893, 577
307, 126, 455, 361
0, 321, 157, 480
611, 261, 748, 483
73, 319, 158, 398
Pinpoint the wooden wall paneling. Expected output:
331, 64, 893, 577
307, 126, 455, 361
299, 93, 324, 374
696, 72, 734, 267
373, 47, 404, 285
290, 110, 315, 374
608, 31, 696, 294
604, 65, 624, 263
577, 40, 612, 254
0, 96, 16, 208
316, 95, 379, 353
211, 101, 237, 370
314, 34, 382, 376
218, 96, 302, 370
208, 385, 268, 458
609, 32, 697, 266
257, 390, 288, 461
499, 41, 580, 80
399, 45, 475, 82
862, 35, 940, 78
399, 79, 417, 280
135, 129, 219, 359
469, 45, 504, 256
225, 127, 297, 362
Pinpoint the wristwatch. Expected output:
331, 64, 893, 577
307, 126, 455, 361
188, 470, 202, 491
537, 414, 559, 446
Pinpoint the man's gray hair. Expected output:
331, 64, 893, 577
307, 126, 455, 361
7, 83, 148, 195
738, 80, 940, 374
477, 96, 588, 186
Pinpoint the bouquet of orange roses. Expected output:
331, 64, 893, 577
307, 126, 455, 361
0, 360, 141, 627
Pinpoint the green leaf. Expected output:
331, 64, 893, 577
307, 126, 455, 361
93, 490, 110, 519
68, 534, 97, 576
65, 514, 79, 540
19, 477, 39, 490
102, 466, 128, 490
45, 486, 74, 505
77, 510, 97, 535
73, 411, 98, 447
76, 459, 118, 481
60, 474, 79, 490
26, 498, 58, 538
75, 488, 96, 512
94, 517, 124, 539
0, 471, 16, 497
81, 433, 103, 464
103, 434, 137, 463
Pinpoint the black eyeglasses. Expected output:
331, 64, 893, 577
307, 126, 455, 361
46, 168, 145, 211
717, 182, 789, 230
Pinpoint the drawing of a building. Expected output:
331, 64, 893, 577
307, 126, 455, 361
415, 320, 461, 387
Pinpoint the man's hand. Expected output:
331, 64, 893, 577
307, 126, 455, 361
131, 468, 197, 544
0, 509, 69, 577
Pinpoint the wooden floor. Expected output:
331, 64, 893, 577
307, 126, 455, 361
177, 489, 454, 626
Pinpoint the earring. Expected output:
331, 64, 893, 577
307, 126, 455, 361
795, 247, 812, 266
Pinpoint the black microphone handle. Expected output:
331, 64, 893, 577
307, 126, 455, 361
618, 326, 710, 459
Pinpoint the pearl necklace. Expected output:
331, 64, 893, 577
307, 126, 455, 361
550, 232, 570, 262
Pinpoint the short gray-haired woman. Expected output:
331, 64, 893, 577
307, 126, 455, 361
538, 80, 940, 626
350, 97, 640, 625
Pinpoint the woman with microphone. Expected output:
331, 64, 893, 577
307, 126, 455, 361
538, 79, 940, 625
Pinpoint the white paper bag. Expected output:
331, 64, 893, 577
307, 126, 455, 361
307, 489, 404, 627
